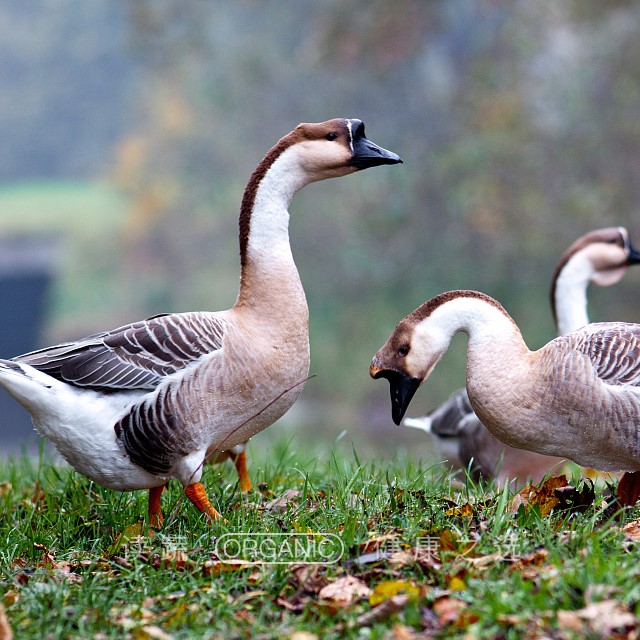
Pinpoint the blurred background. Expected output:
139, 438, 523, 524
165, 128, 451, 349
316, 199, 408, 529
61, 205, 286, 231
1, 0, 640, 459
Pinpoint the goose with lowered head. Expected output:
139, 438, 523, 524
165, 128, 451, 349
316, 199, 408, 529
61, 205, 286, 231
371, 288, 640, 505
0, 119, 402, 526
402, 227, 640, 485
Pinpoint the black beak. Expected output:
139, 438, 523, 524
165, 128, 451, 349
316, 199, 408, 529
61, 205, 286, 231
370, 366, 421, 426
349, 120, 402, 169
627, 240, 640, 264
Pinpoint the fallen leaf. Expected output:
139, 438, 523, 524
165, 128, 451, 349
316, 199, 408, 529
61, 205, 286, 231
355, 594, 409, 626
290, 565, 329, 594
465, 552, 502, 570
161, 550, 194, 572
432, 597, 468, 626
444, 502, 474, 518
318, 575, 372, 607
201, 559, 251, 576
264, 489, 302, 512
390, 623, 421, 640
621, 518, 640, 542
509, 548, 548, 572
447, 576, 466, 591
369, 580, 422, 606
358, 533, 399, 554
0, 482, 11, 496
509, 475, 569, 516
557, 600, 636, 637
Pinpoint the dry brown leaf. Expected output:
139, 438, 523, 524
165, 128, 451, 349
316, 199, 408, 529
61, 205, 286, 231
509, 475, 569, 516
318, 575, 372, 607
432, 597, 468, 626
161, 550, 194, 572
621, 518, 640, 542
201, 559, 251, 576
290, 565, 329, 594
444, 502, 474, 518
275, 595, 310, 613
509, 548, 548, 573
354, 594, 410, 626
0, 482, 11, 496
389, 624, 420, 640
557, 600, 636, 637
0, 603, 13, 640
264, 489, 302, 512
465, 552, 502, 569
358, 533, 399, 554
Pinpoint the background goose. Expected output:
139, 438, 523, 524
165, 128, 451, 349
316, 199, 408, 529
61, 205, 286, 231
0, 118, 401, 525
371, 289, 640, 506
402, 227, 640, 485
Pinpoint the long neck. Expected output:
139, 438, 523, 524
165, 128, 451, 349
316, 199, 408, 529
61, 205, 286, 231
235, 144, 310, 312
445, 297, 535, 447
430, 296, 530, 401
551, 253, 591, 336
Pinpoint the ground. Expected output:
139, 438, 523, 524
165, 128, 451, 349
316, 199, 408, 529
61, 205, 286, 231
1, 441, 640, 639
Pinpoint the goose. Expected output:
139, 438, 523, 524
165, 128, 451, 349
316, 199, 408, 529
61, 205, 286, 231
370, 288, 640, 506
0, 118, 402, 525
402, 227, 640, 485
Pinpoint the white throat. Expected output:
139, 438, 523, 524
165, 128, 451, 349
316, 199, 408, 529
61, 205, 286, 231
554, 252, 592, 335
247, 146, 311, 260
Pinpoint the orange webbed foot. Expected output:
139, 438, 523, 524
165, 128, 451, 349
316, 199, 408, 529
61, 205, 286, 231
184, 482, 224, 522
231, 450, 252, 493
148, 484, 167, 529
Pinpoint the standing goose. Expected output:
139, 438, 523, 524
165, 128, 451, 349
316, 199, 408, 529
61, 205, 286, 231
370, 289, 640, 505
402, 227, 640, 485
0, 119, 401, 525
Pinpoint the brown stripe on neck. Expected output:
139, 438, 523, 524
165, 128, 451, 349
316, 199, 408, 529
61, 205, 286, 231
238, 129, 300, 270
407, 290, 510, 325
549, 227, 623, 329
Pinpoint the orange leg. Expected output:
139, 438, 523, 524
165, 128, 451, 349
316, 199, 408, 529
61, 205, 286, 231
148, 484, 167, 528
617, 471, 640, 507
184, 482, 223, 522
231, 450, 252, 493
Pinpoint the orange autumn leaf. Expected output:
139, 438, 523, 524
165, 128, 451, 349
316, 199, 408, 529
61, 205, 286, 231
509, 475, 569, 516
444, 502, 474, 518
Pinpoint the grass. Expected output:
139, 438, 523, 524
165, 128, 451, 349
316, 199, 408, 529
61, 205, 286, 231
1, 440, 640, 639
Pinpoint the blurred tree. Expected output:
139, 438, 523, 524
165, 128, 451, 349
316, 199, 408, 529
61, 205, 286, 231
0, 0, 137, 180
101, 0, 640, 441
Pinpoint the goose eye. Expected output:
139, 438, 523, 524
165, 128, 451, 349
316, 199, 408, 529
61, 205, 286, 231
325, 132, 338, 141
398, 345, 410, 357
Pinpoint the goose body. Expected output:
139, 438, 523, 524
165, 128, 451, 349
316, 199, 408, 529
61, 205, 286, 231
1, 118, 401, 522
371, 290, 640, 486
402, 227, 640, 484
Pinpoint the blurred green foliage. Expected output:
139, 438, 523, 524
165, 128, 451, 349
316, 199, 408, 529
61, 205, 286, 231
3, 1, 640, 446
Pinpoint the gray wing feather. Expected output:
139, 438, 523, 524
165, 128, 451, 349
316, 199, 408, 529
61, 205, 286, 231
14, 312, 227, 392
568, 322, 640, 387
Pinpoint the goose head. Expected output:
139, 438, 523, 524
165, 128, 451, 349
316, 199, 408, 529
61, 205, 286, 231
550, 226, 640, 333
370, 293, 464, 425
283, 118, 402, 182
371, 291, 510, 425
